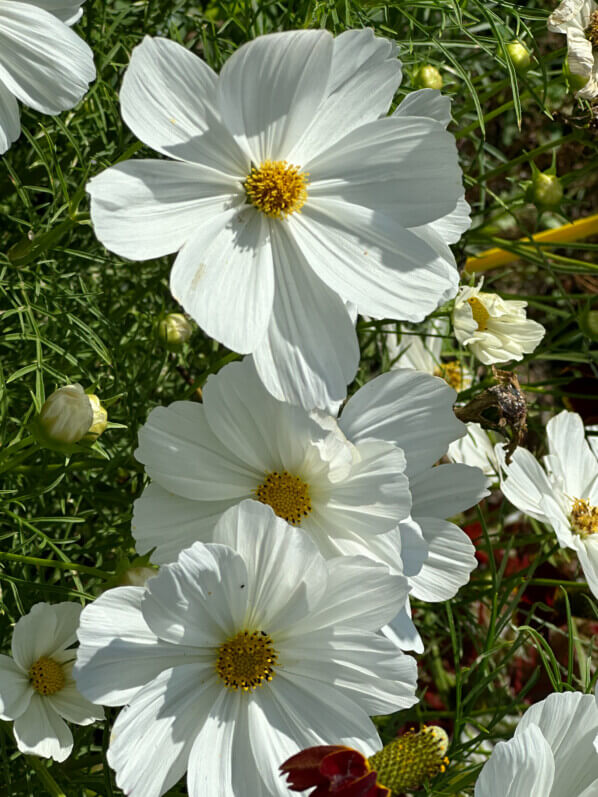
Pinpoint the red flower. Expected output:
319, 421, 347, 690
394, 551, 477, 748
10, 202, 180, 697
280, 746, 390, 796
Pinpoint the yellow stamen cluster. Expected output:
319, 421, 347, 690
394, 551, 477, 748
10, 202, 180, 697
216, 630, 278, 691
28, 656, 66, 696
255, 471, 312, 525
587, 10, 598, 47
434, 360, 465, 392
367, 726, 449, 793
468, 296, 491, 331
244, 160, 309, 219
570, 498, 598, 537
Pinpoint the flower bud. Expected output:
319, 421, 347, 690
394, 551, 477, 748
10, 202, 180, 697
82, 394, 108, 442
579, 307, 598, 341
414, 65, 443, 90
528, 171, 563, 209
34, 384, 93, 447
158, 313, 193, 349
505, 41, 531, 74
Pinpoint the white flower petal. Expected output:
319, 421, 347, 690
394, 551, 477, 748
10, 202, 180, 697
384, 601, 424, 653
474, 724, 555, 797
0, 79, 20, 154
217, 29, 333, 163
392, 88, 452, 127
120, 36, 248, 173
289, 28, 402, 164
11, 602, 58, 671
574, 534, 598, 599
339, 369, 465, 477
500, 446, 554, 522
252, 224, 359, 412
546, 410, 598, 498
142, 542, 249, 645
188, 690, 269, 797
0, 1, 94, 115
281, 628, 417, 715
135, 400, 260, 500
323, 440, 410, 539
0, 654, 32, 720
290, 199, 459, 320
291, 556, 408, 634
75, 587, 204, 706
213, 501, 328, 634
87, 160, 240, 261
108, 667, 218, 797
398, 518, 428, 577
132, 482, 235, 564
410, 194, 472, 252
516, 692, 598, 797
306, 115, 462, 228
170, 206, 274, 354
410, 463, 488, 519
17, 0, 85, 25
408, 518, 477, 602
202, 357, 325, 473
13, 694, 73, 762
45, 602, 82, 658
47, 676, 104, 725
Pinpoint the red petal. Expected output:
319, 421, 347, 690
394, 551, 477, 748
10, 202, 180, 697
281, 746, 352, 790
329, 771, 382, 796
320, 749, 370, 785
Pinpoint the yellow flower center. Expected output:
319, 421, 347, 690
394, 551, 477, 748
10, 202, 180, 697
570, 498, 598, 537
28, 656, 65, 696
255, 471, 312, 525
467, 296, 491, 331
434, 360, 465, 392
587, 10, 598, 47
244, 160, 309, 219
368, 726, 449, 794
216, 630, 278, 691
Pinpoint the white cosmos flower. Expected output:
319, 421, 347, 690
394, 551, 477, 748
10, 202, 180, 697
548, 0, 598, 99
386, 316, 473, 395
74, 501, 418, 797
0, 602, 104, 761
133, 357, 487, 654
448, 422, 503, 487
452, 280, 545, 365
86, 30, 465, 412
475, 691, 598, 797
500, 410, 598, 598
0, 0, 95, 154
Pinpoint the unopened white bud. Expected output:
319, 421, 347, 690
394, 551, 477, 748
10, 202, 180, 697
158, 313, 193, 348
37, 384, 93, 445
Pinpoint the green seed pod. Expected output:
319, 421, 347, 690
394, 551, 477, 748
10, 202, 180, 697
414, 65, 443, 90
528, 171, 563, 209
579, 307, 598, 341
505, 41, 531, 74
158, 313, 193, 349
563, 58, 590, 92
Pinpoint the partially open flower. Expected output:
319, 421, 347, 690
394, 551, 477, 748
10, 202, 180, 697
281, 726, 449, 796
32, 384, 108, 451
548, 0, 598, 99
452, 280, 545, 365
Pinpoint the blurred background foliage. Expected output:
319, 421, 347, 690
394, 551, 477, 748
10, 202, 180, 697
1, 0, 597, 794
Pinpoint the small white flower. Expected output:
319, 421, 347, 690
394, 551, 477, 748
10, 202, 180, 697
475, 691, 598, 796
500, 410, 598, 597
452, 280, 545, 365
133, 357, 487, 654
0, 0, 95, 153
386, 316, 473, 394
548, 0, 598, 99
0, 602, 104, 761
75, 501, 417, 797
87, 30, 466, 411
448, 422, 503, 486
